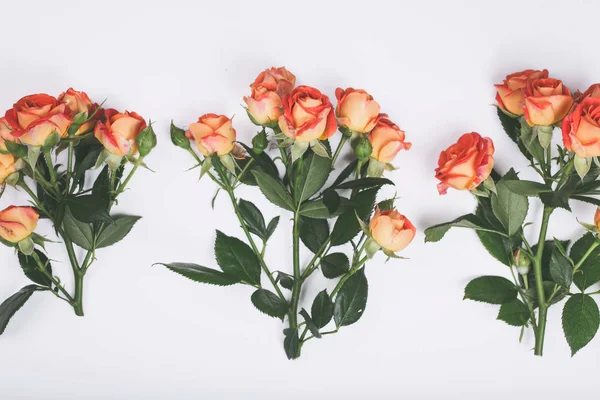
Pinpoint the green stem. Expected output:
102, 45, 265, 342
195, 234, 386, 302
509, 265, 537, 331
72, 270, 84, 316
115, 157, 143, 196
225, 186, 285, 301
43, 150, 59, 185
556, 157, 574, 189
331, 255, 368, 298
533, 207, 553, 356
301, 240, 330, 280
32, 252, 74, 304
330, 136, 348, 168
232, 158, 255, 187
18, 181, 52, 218
573, 240, 600, 273
66, 141, 74, 192
289, 212, 302, 334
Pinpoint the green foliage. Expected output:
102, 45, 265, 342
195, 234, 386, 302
214, 231, 261, 286
330, 188, 379, 246
320, 253, 350, 279
311, 290, 334, 329
464, 276, 517, 304
334, 269, 368, 327
251, 169, 295, 211
295, 151, 330, 202
251, 289, 288, 319
424, 213, 503, 243
17, 250, 52, 287
156, 262, 238, 286
490, 170, 528, 236
497, 299, 530, 327
299, 217, 329, 253
571, 233, 600, 291
562, 294, 599, 356
0, 285, 45, 335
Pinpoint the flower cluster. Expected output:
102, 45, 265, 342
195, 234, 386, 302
0, 89, 155, 333
165, 66, 414, 359
427, 68, 600, 357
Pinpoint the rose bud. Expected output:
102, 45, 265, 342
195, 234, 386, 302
170, 122, 190, 150
278, 86, 337, 143
494, 69, 548, 116
369, 207, 416, 254
0, 117, 19, 153
252, 129, 269, 154
0, 206, 39, 244
368, 118, 411, 163
186, 114, 236, 156
94, 109, 147, 157
335, 88, 381, 134
0, 153, 19, 184
435, 132, 495, 195
136, 125, 157, 157
562, 97, 600, 158
58, 88, 98, 136
354, 136, 373, 161
513, 249, 531, 275
523, 78, 573, 126
4, 94, 72, 147
244, 67, 296, 126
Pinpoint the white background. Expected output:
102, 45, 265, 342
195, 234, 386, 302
0, 0, 598, 398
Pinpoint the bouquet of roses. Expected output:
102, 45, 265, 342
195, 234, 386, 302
0, 89, 156, 334
160, 67, 415, 359
426, 69, 600, 356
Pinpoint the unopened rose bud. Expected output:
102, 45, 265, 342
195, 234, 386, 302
136, 125, 157, 157
594, 208, 600, 230
354, 137, 372, 161
170, 122, 190, 150
514, 249, 531, 275
252, 130, 268, 154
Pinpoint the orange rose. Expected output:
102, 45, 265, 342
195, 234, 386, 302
335, 88, 381, 133
582, 84, 600, 100
523, 78, 573, 126
562, 97, 600, 157
94, 109, 146, 157
0, 206, 39, 243
278, 86, 337, 143
186, 114, 236, 156
595, 208, 600, 230
0, 153, 19, 184
58, 88, 98, 136
495, 69, 548, 116
4, 94, 72, 146
368, 118, 411, 163
369, 207, 416, 253
0, 117, 18, 152
244, 67, 296, 125
435, 132, 495, 195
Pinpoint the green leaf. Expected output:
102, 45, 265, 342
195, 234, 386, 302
549, 246, 573, 289
299, 217, 329, 253
63, 207, 94, 251
330, 188, 378, 246
491, 175, 528, 236
0, 285, 44, 335
464, 276, 517, 304
283, 327, 299, 360
311, 290, 334, 329
320, 253, 350, 279
67, 194, 111, 223
265, 216, 279, 240
238, 199, 267, 240
17, 250, 52, 287
497, 298, 530, 327
424, 214, 503, 243
251, 289, 288, 319
503, 180, 552, 196
334, 269, 368, 327
332, 159, 359, 187
156, 262, 239, 286
299, 197, 351, 219
251, 169, 294, 211
299, 309, 321, 338
497, 107, 532, 161
562, 294, 600, 355
4, 140, 27, 159
540, 178, 577, 211
323, 190, 341, 214
475, 202, 520, 266
95, 215, 141, 249
276, 272, 294, 290
335, 177, 393, 190
296, 151, 331, 202
571, 195, 600, 207
214, 231, 261, 286
571, 233, 600, 291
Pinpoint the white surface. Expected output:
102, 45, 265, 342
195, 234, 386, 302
0, 0, 598, 398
